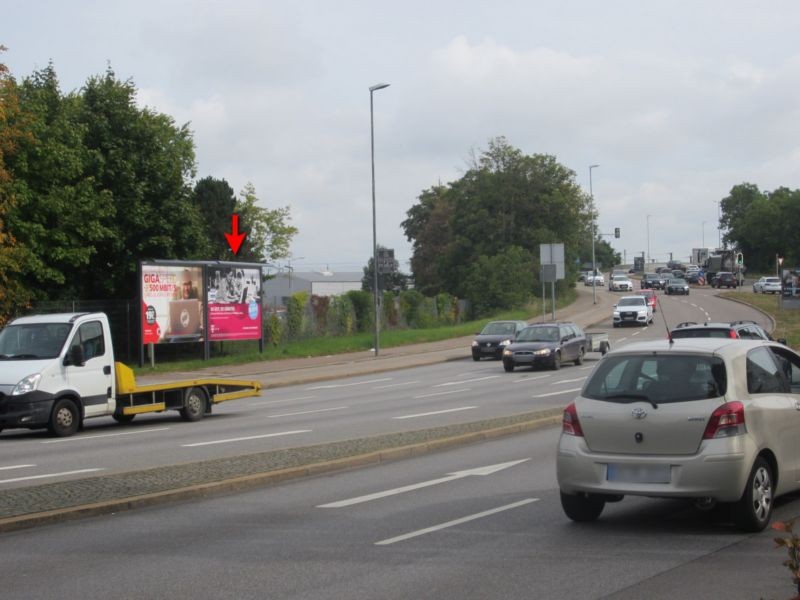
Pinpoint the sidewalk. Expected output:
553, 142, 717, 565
138, 284, 615, 388
0, 285, 614, 532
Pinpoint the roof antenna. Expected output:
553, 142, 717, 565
658, 293, 673, 344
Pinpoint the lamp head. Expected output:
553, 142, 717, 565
369, 83, 390, 92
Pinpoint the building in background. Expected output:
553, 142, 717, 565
262, 271, 363, 310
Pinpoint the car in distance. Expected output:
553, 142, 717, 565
753, 277, 782, 294
670, 320, 785, 344
471, 320, 528, 361
557, 338, 800, 531
502, 323, 586, 371
609, 274, 634, 292
612, 295, 654, 327
584, 273, 605, 287
712, 271, 738, 288
635, 289, 658, 312
665, 278, 690, 295
640, 273, 666, 290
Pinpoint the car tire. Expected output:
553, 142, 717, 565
551, 352, 561, 370
472, 353, 480, 362
732, 456, 774, 532
48, 398, 80, 437
574, 347, 585, 366
560, 491, 605, 522
503, 360, 515, 372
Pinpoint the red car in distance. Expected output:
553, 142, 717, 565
636, 289, 658, 312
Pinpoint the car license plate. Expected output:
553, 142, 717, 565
606, 463, 670, 483
623, 315, 634, 320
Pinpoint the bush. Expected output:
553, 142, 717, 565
345, 290, 373, 332
329, 294, 355, 336
264, 312, 284, 346
399, 289, 426, 327
309, 295, 330, 335
287, 291, 308, 339
382, 291, 399, 327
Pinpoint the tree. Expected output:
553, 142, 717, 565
460, 246, 534, 318
192, 176, 237, 259
401, 185, 452, 295
233, 182, 298, 263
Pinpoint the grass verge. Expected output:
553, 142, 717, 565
132, 288, 577, 375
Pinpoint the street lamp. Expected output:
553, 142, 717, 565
714, 200, 722, 249
646, 214, 651, 265
589, 164, 600, 304
701, 221, 706, 249
370, 82, 390, 357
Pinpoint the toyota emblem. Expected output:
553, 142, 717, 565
631, 407, 647, 420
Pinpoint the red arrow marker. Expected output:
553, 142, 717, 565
225, 214, 247, 255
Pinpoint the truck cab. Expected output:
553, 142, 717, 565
0, 312, 115, 436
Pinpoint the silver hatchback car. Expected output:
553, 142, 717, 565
557, 338, 800, 531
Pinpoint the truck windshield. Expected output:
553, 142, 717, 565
0, 323, 73, 360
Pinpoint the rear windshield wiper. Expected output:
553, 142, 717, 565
601, 393, 658, 409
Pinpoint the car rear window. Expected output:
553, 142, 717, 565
671, 328, 732, 339
583, 354, 726, 404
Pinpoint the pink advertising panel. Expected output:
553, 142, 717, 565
206, 266, 262, 341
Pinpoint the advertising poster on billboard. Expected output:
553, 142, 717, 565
141, 265, 204, 344
206, 266, 262, 341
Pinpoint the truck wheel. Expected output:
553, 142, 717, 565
48, 399, 80, 437
180, 387, 207, 422
112, 413, 136, 424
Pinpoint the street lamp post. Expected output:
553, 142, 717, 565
702, 220, 706, 250
714, 200, 722, 249
370, 82, 390, 357
589, 164, 600, 304
646, 214, 652, 265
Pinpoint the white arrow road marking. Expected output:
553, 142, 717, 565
0, 468, 105, 485
434, 375, 500, 387
181, 430, 311, 447
413, 389, 471, 399
513, 374, 552, 383
318, 459, 530, 508
0, 464, 35, 471
394, 406, 477, 419
373, 381, 420, 390
533, 387, 583, 398
375, 498, 539, 545
551, 377, 586, 385
41, 428, 171, 443
306, 378, 392, 390
268, 406, 348, 418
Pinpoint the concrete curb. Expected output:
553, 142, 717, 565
0, 411, 562, 533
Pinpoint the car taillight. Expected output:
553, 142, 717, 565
703, 401, 746, 439
562, 402, 584, 437
728, 329, 739, 339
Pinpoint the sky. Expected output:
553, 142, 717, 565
4, 1, 800, 273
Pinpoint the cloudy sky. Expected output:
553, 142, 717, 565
5, 1, 800, 273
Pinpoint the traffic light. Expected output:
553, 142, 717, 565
614, 227, 620, 238
736, 252, 744, 265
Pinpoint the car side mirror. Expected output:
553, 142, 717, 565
613, 304, 617, 308
66, 345, 85, 367
778, 338, 788, 346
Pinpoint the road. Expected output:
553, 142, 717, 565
0, 288, 771, 491
0, 428, 795, 599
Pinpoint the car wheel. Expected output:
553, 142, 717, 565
574, 347, 585, 366
503, 360, 515, 372
732, 456, 773, 532
472, 353, 480, 362
560, 491, 605, 522
551, 352, 561, 370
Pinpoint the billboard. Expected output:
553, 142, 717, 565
206, 266, 262, 341
141, 265, 204, 344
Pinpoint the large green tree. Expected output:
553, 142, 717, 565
192, 176, 237, 259
233, 182, 297, 264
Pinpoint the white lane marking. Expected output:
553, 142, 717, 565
306, 378, 392, 390
618, 337, 628, 342
318, 459, 530, 508
41, 428, 171, 444
182, 430, 311, 447
413, 388, 471, 399
435, 375, 500, 387
373, 381, 420, 390
250, 395, 317, 406
631, 331, 641, 336
393, 406, 477, 420
533, 387, 583, 398
690, 303, 698, 308
551, 377, 586, 385
579, 366, 595, 370
513, 374, 552, 383
375, 498, 539, 546
0, 468, 105, 484
268, 406, 348, 418
0, 464, 35, 471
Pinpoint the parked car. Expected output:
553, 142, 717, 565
753, 277, 782, 294
612, 295, 654, 327
501, 323, 586, 371
609, 274, 634, 292
557, 338, 800, 531
635, 289, 658, 312
712, 271, 738, 288
584, 274, 605, 287
670, 320, 785, 344
471, 320, 528, 361
665, 278, 690, 295
640, 273, 666, 290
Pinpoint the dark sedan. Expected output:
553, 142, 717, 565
712, 271, 738, 289
501, 323, 586, 371
665, 278, 690, 295
471, 320, 528, 360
